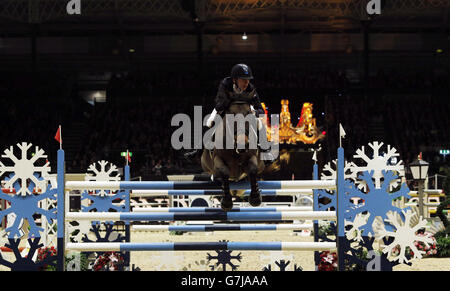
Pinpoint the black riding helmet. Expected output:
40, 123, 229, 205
231, 64, 253, 80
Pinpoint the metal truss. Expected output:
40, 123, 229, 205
0, 0, 190, 23
0, 0, 448, 25
206, 0, 449, 20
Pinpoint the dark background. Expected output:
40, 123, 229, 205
0, 0, 448, 189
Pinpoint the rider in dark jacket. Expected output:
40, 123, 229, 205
214, 64, 265, 117
185, 64, 274, 163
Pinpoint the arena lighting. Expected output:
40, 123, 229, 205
436, 49, 443, 53
440, 149, 450, 160
129, 48, 135, 53
242, 32, 248, 40
121, 152, 133, 157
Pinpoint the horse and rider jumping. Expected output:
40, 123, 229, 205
185, 64, 276, 211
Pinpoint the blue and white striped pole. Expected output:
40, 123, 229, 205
66, 180, 336, 191
132, 223, 313, 232
65, 211, 337, 222
66, 241, 337, 252
130, 189, 313, 197
131, 206, 313, 212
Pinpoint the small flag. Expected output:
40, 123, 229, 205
54, 126, 62, 149
339, 123, 346, 148
339, 123, 346, 139
123, 150, 131, 164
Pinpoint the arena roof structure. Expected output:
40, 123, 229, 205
0, 0, 448, 36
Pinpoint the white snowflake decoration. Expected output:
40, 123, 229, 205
321, 159, 358, 181
85, 160, 120, 197
353, 142, 404, 191
345, 213, 369, 242
391, 200, 444, 235
0, 142, 51, 196
376, 209, 434, 264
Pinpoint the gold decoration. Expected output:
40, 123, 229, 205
262, 100, 325, 145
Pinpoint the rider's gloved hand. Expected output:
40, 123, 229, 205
206, 108, 218, 128
250, 106, 264, 117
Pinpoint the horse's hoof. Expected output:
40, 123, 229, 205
221, 196, 233, 211
249, 191, 262, 207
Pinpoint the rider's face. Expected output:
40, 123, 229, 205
236, 78, 250, 91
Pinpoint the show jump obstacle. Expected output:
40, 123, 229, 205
0, 141, 436, 271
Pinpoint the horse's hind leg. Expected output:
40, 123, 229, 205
213, 155, 233, 211
247, 155, 262, 207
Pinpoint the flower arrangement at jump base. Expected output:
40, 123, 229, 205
391, 232, 438, 258
414, 232, 438, 257
317, 251, 338, 271
36, 246, 57, 271
93, 252, 124, 271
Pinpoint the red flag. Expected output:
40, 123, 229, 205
126, 151, 131, 163
55, 126, 62, 148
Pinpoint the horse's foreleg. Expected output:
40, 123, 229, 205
247, 155, 262, 207
214, 155, 233, 211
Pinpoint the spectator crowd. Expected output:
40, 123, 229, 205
0, 67, 448, 181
